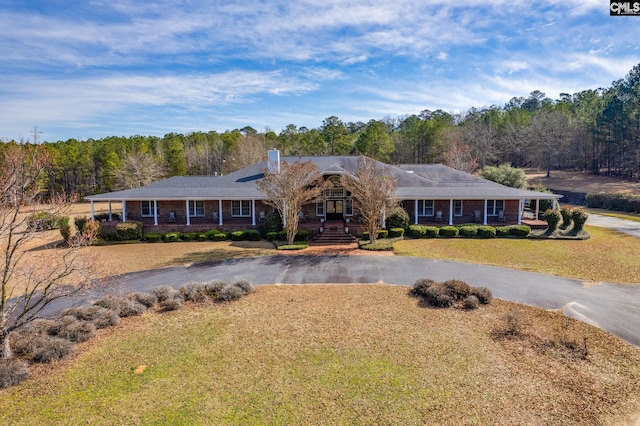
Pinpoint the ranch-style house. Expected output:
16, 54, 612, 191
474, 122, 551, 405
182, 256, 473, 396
85, 151, 560, 237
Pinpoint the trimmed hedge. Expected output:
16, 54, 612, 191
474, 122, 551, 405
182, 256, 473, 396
439, 226, 459, 237
164, 232, 181, 242
586, 192, 640, 213
27, 211, 66, 231
509, 225, 531, 237
362, 229, 388, 240
144, 232, 163, 242
477, 225, 497, 238
388, 227, 405, 238
115, 221, 143, 241
408, 225, 427, 238
458, 225, 478, 237
571, 208, 589, 231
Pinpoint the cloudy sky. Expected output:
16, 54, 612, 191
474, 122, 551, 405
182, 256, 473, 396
1, 0, 639, 142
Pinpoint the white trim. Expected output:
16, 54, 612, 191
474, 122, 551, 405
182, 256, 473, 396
186, 200, 191, 226
251, 200, 256, 225
483, 200, 488, 225
218, 199, 223, 225
108, 201, 112, 221
414, 199, 419, 225
122, 201, 127, 223
449, 199, 453, 225
90, 201, 95, 221
518, 199, 522, 225
154, 200, 158, 226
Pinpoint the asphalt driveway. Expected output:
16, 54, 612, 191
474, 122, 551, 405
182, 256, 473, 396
587, 213, 640, 238
86, 254, 640, 347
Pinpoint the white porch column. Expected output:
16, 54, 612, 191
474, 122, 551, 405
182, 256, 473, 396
218, 199, 223, 226
153, 200, 158, 226
381, 207, 386, 229
251, 199, 256, 226
90, 201, 95, 221
483, 199, 488, 225
535, 199, 540, 221
186, 200, 191, 226
553, 199, 558, 210
122, 200, 127, 222
517, 199, 523, 225
414, 199, 418, 225
449, 199, 453, 225
108, 201, 112, 221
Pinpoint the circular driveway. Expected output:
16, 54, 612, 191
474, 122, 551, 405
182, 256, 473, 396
106, 254, 640, 347
587, 214, 640, 238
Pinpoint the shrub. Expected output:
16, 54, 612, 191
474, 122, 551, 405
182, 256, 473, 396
358, 239, 395, 251
264, 212, 283, 233
94, 212, 121, 221
586, 192, 640, 213
62, 306, 120, 329
0, 358, 30, 388
266, 231, 279, 241
571, 208, 589, 231
424, 226, 439, 238
422, 284, 454, 308
388, 227, 405, 238
212, 232, 228, 241
480, 164, 527, 189
385, 206, 410, 230
47, 316, 96, 342
230, 231, 244, 241
11, 331, 76, 363
509, 225, 530, 238
161, 296, 183, 311
277, 244, 309, 250
93, 295, 147, 317
27, 211, 65, 231
133, 292, 158, 308
362, 230, 388, 240
471, 287, 493, 304
205, 229, 223, 240
458, 225, 478, 237
198, 233, 207, 242
181, 232, 199, 242
442, 279, 473, 299
408, 225, 427, 238
463, 295, 480, 310
477, 225, 496, 238
79, 220, 101, 245
294, 229, 310, 241
560, 208, 573, 229
543, 209, 562, 232
204, 280, 228, 298
439, 226, 459, 237
74, 216, 89, 234
233, 279, 255, 295
218, 284, 245, 302
495, 226, 510, 237
153, 285, 178, 303
115, 221, 143, 241
144, 232, 164, 242
243, 229, 262, 241
181, 282, 211, 303
498, 310, 526, 337
59, 216, 71, 243
409, 278, 437, 298
164, 232, 181, 242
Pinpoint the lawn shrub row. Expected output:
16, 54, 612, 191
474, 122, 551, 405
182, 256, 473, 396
266, 229, 310, 242
410, 278, 492, 309
143, 229, 233, 243
408, 224, 530, 239
26, 212, 68, 232
586, 192, 640, 213
2, 279, 257, 389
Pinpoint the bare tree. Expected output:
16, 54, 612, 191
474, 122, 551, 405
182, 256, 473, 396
1, 144, 94, 358
117, 152, 167, 189
257, 161, 328, 245
340, 157, 397, 244
443, 128, 478, 173
462, 119, 499, 170
527, 109, 578, 177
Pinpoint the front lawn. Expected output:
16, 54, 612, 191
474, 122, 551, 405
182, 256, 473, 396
394, 225, 640, 285
1, 285, 639, 425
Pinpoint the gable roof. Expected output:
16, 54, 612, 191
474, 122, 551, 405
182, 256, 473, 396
85, 156, 560, 201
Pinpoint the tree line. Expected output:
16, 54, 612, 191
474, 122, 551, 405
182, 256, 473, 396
3, 64, 639, 197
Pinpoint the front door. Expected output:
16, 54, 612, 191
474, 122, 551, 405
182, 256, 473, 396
326, 200, 343, 221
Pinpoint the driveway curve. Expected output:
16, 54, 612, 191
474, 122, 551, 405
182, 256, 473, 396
588, 213, 640, 238
90, 254, 640, 347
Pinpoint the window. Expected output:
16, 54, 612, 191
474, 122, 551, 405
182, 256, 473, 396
324, 187, 345, 197
141, 200, 156, 217
188, 200, 205, 217
316, 201, 325, 216
231, 200, 251, 217
417, 200, 434, 216
454, 200, 463, 216
345, 199, 353, 216
487, 200, 504, 216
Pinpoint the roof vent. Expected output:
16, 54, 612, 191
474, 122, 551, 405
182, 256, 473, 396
267, 149, 280, 173
406, 170, 414, 174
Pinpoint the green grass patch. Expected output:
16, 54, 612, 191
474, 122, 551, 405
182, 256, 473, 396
394, 225, 640, 284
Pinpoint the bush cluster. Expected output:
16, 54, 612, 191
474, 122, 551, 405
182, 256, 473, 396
410, 279, 492, 309
438, 226, 459, 238
62, 306, 120, 329
180, 279, 255, 303
560, 208, 573, 229
410, 223, 530, 239
388, 228, 405, 238
571, 208, 588, 231
543, 209, 562, 232
586, 192, 640, 213
385, 207, 410, 230
93, 295, 147, 317
26, 211, 67, 232
115, 221, 143, 241
142, 229, 232, 243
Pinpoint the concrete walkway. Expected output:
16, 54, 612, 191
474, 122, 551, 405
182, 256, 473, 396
80, 254, 640, 347
587, 213, 640, 238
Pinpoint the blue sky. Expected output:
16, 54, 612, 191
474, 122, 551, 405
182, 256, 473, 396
1, 0, 639, 142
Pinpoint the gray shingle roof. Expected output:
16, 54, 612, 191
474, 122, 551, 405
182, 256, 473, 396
85, 156, 561, 201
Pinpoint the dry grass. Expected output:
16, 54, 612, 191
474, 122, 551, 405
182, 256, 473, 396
526, 168, 640, 195
0, 285, 639, 425
395, 225, 640, 285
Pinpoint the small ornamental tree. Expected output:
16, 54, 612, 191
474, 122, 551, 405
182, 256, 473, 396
340, 156, 397, 244
571, 208, 589, 231
258, 160, 329, 245
543, 209, 562, 232
480, 164, 527, 189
